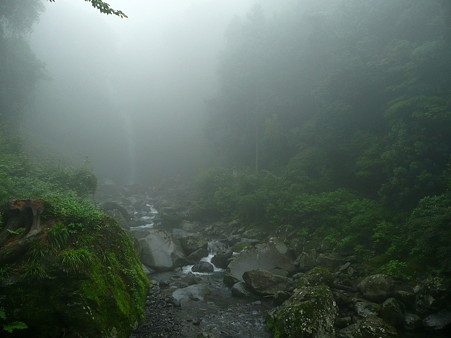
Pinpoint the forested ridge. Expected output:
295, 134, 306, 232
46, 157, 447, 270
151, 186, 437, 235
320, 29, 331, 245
196, 0, 451, 274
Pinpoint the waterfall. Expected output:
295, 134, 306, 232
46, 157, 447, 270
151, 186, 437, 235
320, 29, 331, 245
123, 113, 137, 185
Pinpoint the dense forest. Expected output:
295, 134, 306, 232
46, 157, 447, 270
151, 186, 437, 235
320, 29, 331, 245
0, 0, 450, 337
196, 0, 451, 274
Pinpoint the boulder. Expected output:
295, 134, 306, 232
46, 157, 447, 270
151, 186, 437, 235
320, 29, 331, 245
294, 250, 318, 272
267, 284, 337, 338
192, 261, 214, 273
357, 274, 393, 302
226, 242, 296, 283
317, 253, 347, 271
211, 250, 233, 269
242, 269, 293, 296
231, 282, 253, 298
404, 313, 421, 330
297, 266, 335, 287
353, 299, 380, 318
186, 247, 209, 264
337, 316, 397, 338
172, 284, 211, 305
422, 310, 451, 331
0, 198, 148, 337
179, 234, 208, 256
180, 272, 201, 286
380, 297, 405, 328
132, 229, 186, 271
414, 276, 449, 314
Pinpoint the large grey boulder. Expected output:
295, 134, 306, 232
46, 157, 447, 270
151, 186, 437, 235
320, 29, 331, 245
267, 284, 337, 338
226, 242, 295, 283
242, 269, 293, 296
357, 274, 393, 302
172, 284, 211, 305
132, 229, 186, 271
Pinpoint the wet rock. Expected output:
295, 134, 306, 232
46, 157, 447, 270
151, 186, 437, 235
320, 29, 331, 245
132, 229, 186, 271
337, 315, 397, 338
422, 310, 451, 331
335, 317, 352, 329
404, 313, 421, 330
179, 234, 208, 256
357, 274, 393, 303
180, 272, 201, 285
223, 274, 239, 287
394, 289, 415, 309
297, 266, 335, 287
354, 299, 380, 318
294, 249, 318, 272
242, 269, 293, 296
317, 253, 347, 271
267, 284, 337, 337
172, 284, 211, 304
172, 228, 190, 239
380, 297, 405, 328
414, 276, 449, 314
181, 220, 197, 232
231, 282, 253, 298
101, 201, 130, 229
268, 237, 289, 255
186, 247, 209, 264
227, 242, 296, 283
211, 250, 233, 269
337, 262, 351, 274
192, 261, 214, 273
273, 291, 292, 306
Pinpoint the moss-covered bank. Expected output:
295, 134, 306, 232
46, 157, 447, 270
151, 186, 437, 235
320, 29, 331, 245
0, 196, 149, 337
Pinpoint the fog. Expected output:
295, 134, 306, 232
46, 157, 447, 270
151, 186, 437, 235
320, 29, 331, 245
25, 0, 259, 184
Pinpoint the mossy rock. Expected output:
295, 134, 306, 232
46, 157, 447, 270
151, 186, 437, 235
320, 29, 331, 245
337, 315, 398, 337
0, 197, 149, 337
298, 266, 335, 287
267, 284, 337, 337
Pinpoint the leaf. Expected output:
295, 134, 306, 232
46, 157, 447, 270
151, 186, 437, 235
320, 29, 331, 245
0, 309, 6, 320
3, 321, 28, 333
6, 227, 25, 235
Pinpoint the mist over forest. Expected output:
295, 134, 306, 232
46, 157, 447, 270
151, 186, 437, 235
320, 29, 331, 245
1, 1, 450, 337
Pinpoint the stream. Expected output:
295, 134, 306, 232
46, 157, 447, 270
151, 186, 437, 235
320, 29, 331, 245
97, 186, 273, 337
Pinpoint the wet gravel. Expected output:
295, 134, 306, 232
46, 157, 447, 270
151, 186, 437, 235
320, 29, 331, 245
131, 283, 182, 338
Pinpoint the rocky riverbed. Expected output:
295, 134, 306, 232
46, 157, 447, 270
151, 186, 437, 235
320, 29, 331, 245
96, 182, 451, 338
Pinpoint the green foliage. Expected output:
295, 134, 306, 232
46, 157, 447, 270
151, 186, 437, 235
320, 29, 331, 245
379, 260, 412, 281
44, 195, 104, 226
60, 248, 94, 273
3, 321, 28, 333
48, 0, 127, 18
407, 194, 451, 270
47, 223, 69, 249
22, 262, 48, 280
0, 305, 28, 334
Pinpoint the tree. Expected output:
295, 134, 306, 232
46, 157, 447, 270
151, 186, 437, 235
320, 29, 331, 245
48, 0, 127, 18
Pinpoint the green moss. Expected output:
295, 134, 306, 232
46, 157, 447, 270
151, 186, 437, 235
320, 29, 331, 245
298, 266, 335, 287
0, 201, 149, 337
233, 241, 252, 252
267, 285, 337, 338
